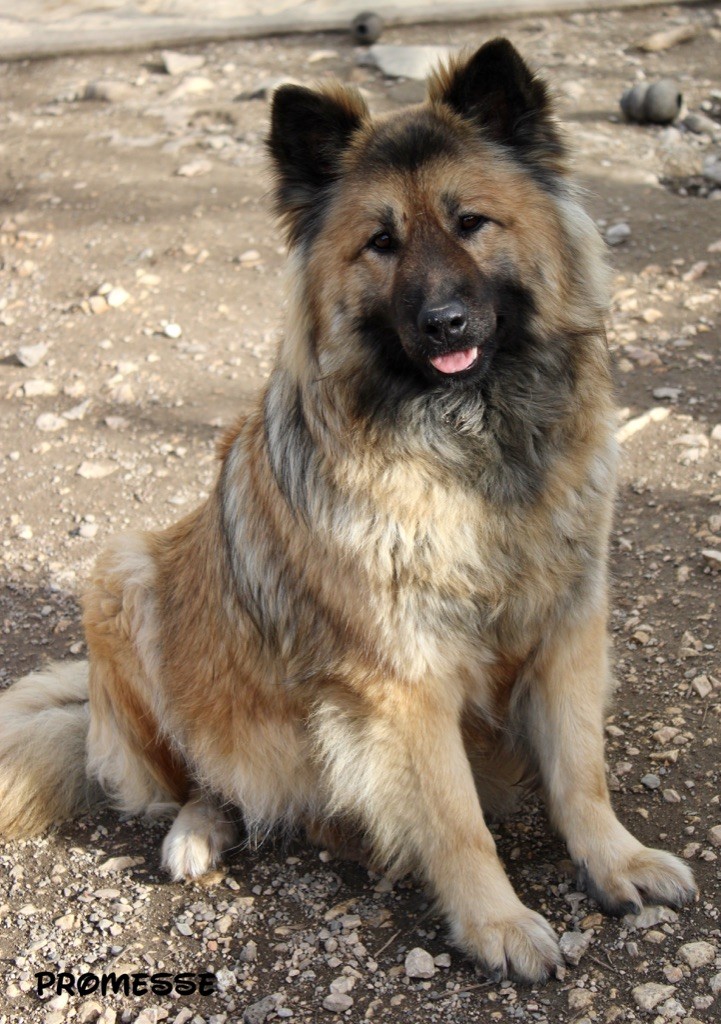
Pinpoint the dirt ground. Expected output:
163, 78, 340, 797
1, 4, 720, 1024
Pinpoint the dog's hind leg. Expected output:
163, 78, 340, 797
161, 793, 237, 881
84, 533, 190, 816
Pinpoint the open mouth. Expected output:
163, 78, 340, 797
429, 346, 479, 375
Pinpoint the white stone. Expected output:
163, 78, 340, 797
365, 44, 456, 80
678, 940, 716, 968
632, 982, 676, 1011
404, 946, 436, 978
77, 460, 118, 480
321, 993, 353, 1012
17, 341, 50, 367
606, 222, 631, 245
23, 379, 57, 397
105, 286, 129, 308
161, 50, 205, 75
35, 412, 65, 432
560, 929, 593, 965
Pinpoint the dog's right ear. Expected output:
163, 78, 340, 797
267, 84, 368, 246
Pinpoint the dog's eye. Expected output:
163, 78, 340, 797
459, 214, 488, 233
370, 231, 394, 252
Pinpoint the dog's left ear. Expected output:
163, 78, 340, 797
267, 84, 368, 245
429, 38, 566, 179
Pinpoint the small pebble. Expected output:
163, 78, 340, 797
606, 222, 631, 246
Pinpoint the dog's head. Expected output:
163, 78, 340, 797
267, 38, 606, 402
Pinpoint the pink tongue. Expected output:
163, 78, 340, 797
430, 347, 478, 374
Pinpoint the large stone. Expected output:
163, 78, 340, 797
365, 45, 456, 81
677, 941, 716, 969
404, 946, 436, 979
632, 983, 676, 1011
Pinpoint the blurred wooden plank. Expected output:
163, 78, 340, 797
0, 2, 696, 62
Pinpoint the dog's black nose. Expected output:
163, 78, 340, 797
420, 301, 468, 346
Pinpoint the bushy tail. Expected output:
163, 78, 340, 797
0, 660, 101, 837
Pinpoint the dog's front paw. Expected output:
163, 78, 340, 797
579, 846, 697, 917
453, 906, 562, 984
161, 799, 235, 882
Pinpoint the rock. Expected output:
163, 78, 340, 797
237, 249, 262, 267
55, 913, 76, 930
632, 983, 676, 1011
78, 1001, 103, 1023
351, 11, 384, 46
162, 322, 182, 339
678, 941, 716, 968
176, 158, 213, 178
83, 80, 133, 103
97, 855, 144, 873
568, 989, 594, 1011
663, 789, 681, 803
404, 946, 436, 979
624, 905, 678, 929
235, 76, 301, 101
365, 44, 456, 81
621, 83, 649, 122
703, 156, 721, 187
434, 953, 451, 968
160, 50, 205, 75
240, 939, 258, 962
692, 675, 714, 697
105, 286, 129, 308
644, 80, 683, 125
17, 341, 50, 367
134, 1009, 169, 1024
329, 976, 355, 995
35, 412, 66, 432
606, 222, 631, 246
79, 522, 99, 539
683, 112, 720, 137
560, 929, 593, 965
242, 996, 283, 1024
701, 550, 721, 570
710, 972, 721, 995
708, 825, 721, 847
168, 76, 214, 100
637, 25, 698, 53
23, 378, 57, 397
653, 386, 681, 401
322, 992, 353, 1012
77, 461, 118, 480
642, 774, 661, 790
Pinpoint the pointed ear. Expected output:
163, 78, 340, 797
428, 38, 566, 180
267, 84, 368, 245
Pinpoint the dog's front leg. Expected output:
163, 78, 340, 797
526, 603, 696, 915
316, 685, 561, 982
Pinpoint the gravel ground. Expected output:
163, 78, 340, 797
1, 4, 720, 1024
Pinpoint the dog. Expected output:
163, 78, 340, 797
0, 39, 696, 983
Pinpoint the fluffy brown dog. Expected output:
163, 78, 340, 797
0, 39, 696, 982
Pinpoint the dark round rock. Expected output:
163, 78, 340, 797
351, 11, 384, 46
620, 83, 649, 122
643, 80, 682, 124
